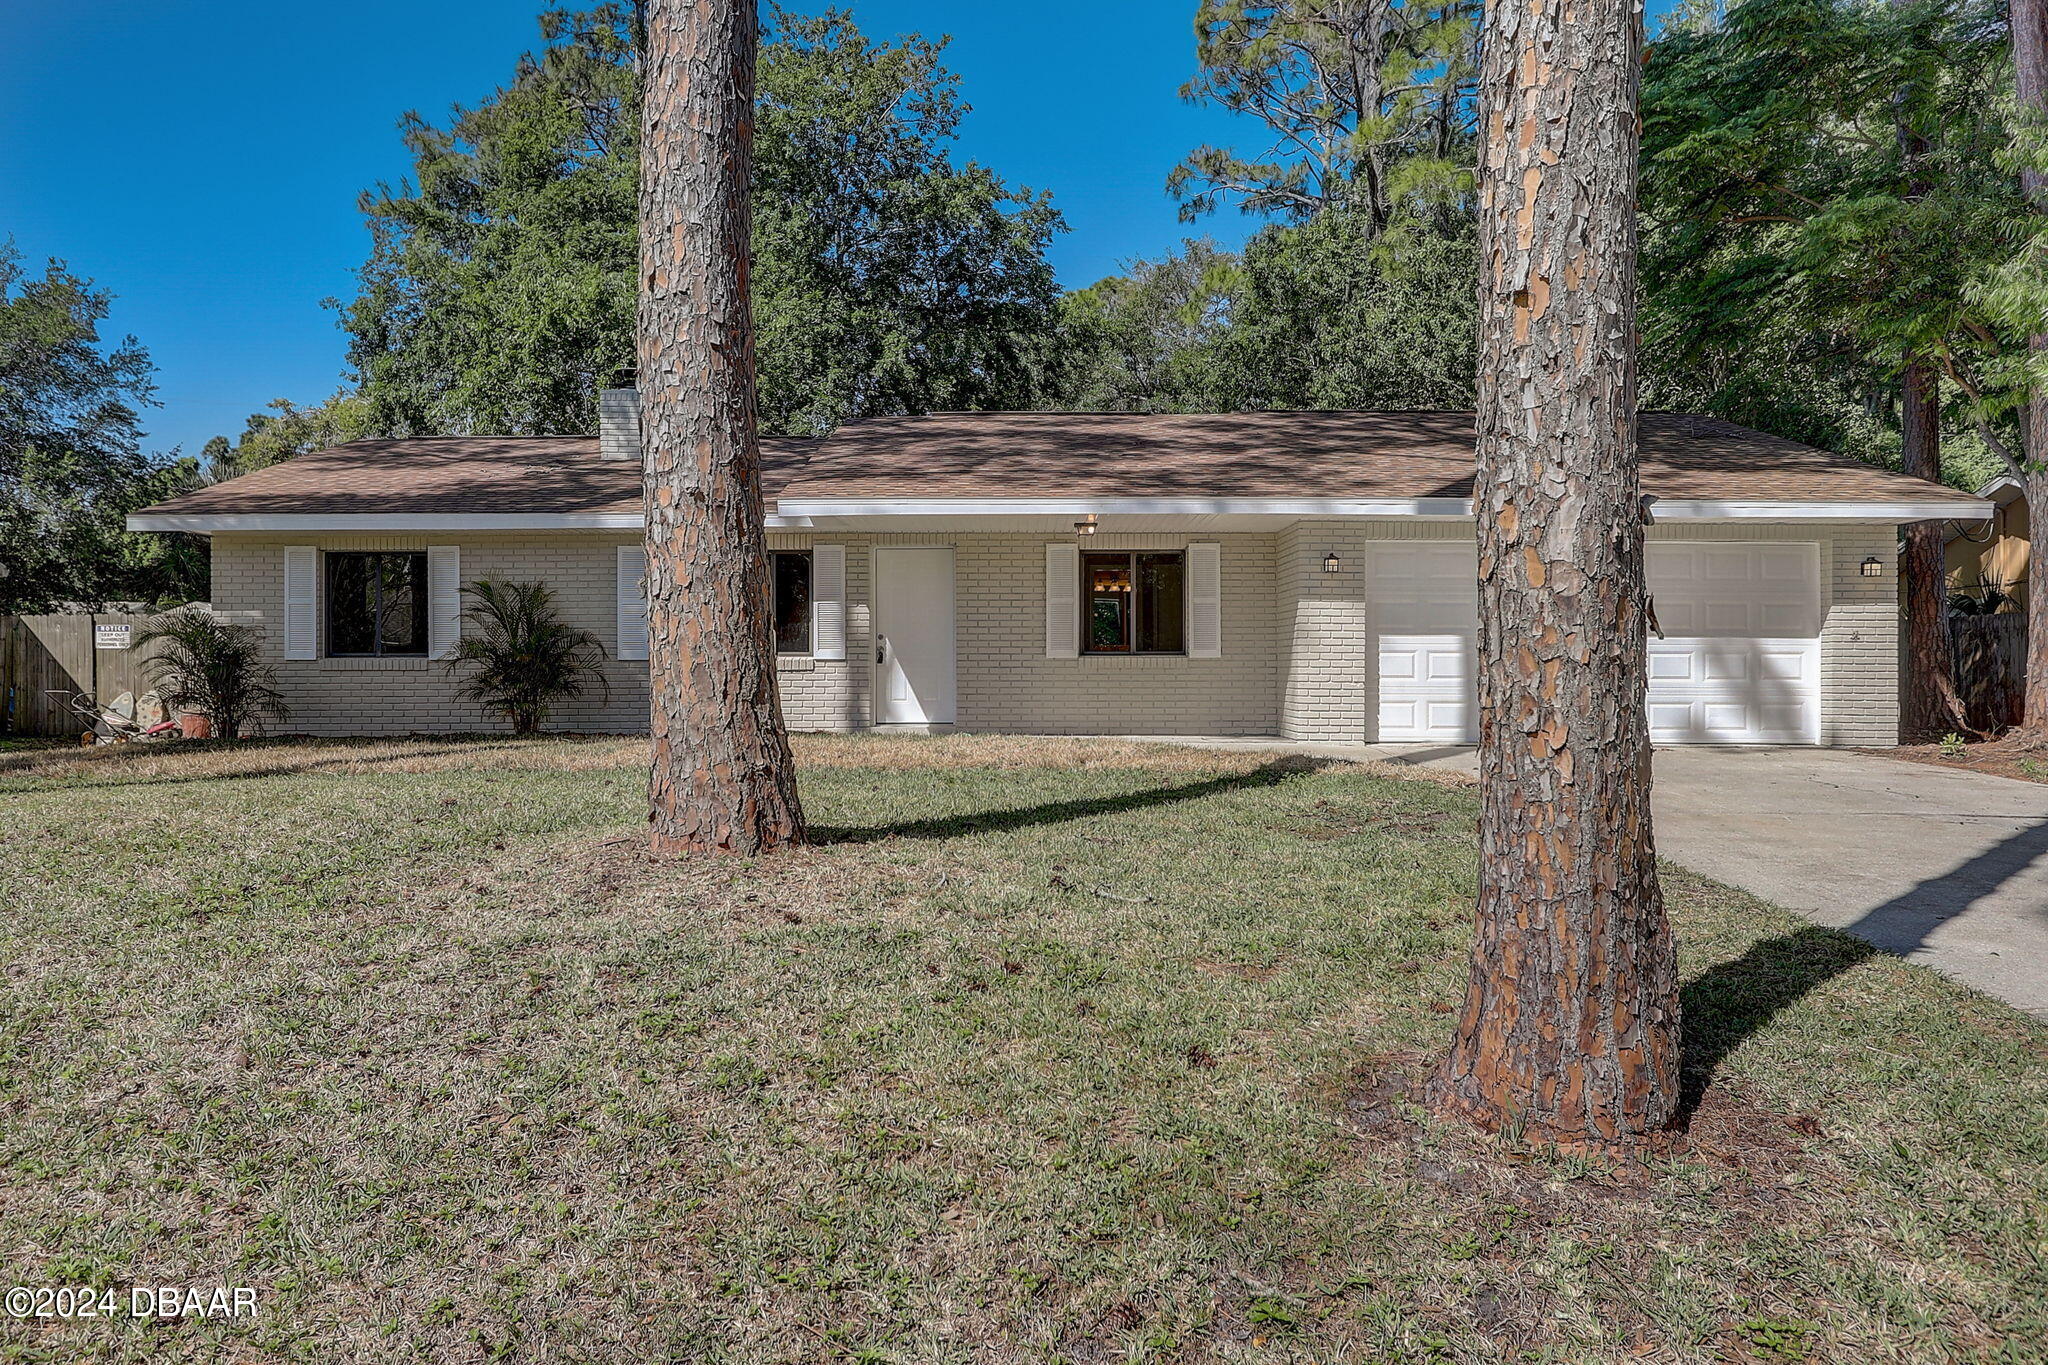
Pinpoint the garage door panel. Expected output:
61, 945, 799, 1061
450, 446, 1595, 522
1371, 542, 1821, 746
1376, 631, 1475, 742
1647, 650, 1693, 682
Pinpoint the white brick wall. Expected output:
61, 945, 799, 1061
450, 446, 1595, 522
210, 520, 1900, 744
1819, 524, 1901, 746
210, 530, 1279, 737
1274, 519, 1904, 746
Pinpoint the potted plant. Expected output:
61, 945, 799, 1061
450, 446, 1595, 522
133, 608, 289, 740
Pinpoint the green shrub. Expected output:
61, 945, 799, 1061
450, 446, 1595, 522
446, 580, 608, 736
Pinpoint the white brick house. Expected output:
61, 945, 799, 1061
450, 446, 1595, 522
130, 398, 1987, 745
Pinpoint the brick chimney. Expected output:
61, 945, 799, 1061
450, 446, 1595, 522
598, 387, 640, 461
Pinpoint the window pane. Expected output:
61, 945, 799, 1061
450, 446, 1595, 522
1084, 552, 1132, 652
327, 554, 377, 655
379, 554, 428, 655
1136, 553, 1185, 653
774, 552, 811, 654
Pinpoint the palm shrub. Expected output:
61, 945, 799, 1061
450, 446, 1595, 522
133, 608, 289, 739
447, 579, 609, 735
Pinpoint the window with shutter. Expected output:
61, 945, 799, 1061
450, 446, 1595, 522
617, 545, 649, 662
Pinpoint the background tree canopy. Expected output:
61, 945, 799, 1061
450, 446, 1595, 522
1052, 0, 1482, 413
0, 243, 206, 613
337, 3, 1065, 440
1639, 0, 2029, 490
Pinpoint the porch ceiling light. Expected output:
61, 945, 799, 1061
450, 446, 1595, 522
1860, 556, 1883, 578
1075, 514, 1099, 536
1323, 551, 1342, 574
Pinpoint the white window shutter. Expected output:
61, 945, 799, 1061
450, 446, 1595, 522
1045, 542, 1080, 659
617, 545, 649, 662
283, 546, 317, 660
811, 544, 846, 660
1187, 542, 1222, 659
428, 546, 461, 660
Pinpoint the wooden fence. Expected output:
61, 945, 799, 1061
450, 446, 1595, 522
1954, 613, 2029, 734
0, 614, 163, 737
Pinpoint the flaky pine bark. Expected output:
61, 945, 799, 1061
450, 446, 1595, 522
639, 0, 805, 855
2013, 0, 2048, 740
1431, 0, 1680, 1146
1899, 361, 1969, 741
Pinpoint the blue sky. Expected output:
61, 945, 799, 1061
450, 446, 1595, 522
1, 1, 1258, 459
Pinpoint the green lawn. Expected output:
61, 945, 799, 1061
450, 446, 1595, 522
1, 735, 2043, 1364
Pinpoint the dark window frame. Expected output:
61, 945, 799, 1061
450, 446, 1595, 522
324, 551, 429, 658
772, 550, 813, 656
1081, 549, 1188, 656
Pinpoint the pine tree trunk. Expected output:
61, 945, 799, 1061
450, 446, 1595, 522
1899, 360, 1966, 742
638, 0, 805, 856
1432, 0, 1680, 1147
2012, 0, 2048, 740
1891, 0, 1966, 744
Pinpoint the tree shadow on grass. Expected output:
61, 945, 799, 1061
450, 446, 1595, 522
811, 756, 1336, 844
1677, 816, 2048, 1124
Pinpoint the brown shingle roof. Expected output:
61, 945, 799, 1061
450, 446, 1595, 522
138, 435, 815, 519
776, 410, 1976, 505
133, 411, 1981, 520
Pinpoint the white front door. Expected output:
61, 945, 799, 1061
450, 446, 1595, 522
875, 547, 957, 724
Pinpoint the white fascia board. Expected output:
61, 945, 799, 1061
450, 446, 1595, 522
128, 497, 1989, 533
777, 497, 1477, 519
779, 496, 1994, 523
1645, 499, 1991, 521
127, 513, 814, 533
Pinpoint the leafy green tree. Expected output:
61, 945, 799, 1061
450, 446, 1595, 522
1054, 241, 1240, 411
341, 3, 1064, 439
202, 392, 378, 481
1640, 0, 2022, 460
1054, 211, 1476, 412
1204, 209, 1476, 409
1639, 0, 2025, 738
0, 243, 207, 612
446, 580, 608, 735
1053, 0, 1483, 414
1170, 0, 1479, 231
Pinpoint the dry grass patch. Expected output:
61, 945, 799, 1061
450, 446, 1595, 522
1, 735, 2042, 1364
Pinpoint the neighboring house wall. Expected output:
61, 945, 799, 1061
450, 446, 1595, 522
1947, 493, 2031, 610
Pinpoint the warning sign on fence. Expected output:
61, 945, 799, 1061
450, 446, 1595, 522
93, 624, 132, 651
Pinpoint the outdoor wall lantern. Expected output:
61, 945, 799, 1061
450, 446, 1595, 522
1075, 514, 1099, 537
1860, 556, 1883, 578
1323, 551, 1342, 574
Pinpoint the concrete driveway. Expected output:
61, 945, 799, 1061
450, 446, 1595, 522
1646, 748, 2048, 1019
1141, 736, 2048, 1018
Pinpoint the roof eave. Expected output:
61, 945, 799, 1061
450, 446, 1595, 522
128, 495, 1990, 536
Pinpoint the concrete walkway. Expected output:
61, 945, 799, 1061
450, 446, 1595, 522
1127, 736, 2048, 1018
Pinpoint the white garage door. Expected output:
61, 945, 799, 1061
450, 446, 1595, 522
1369, 541, 1822, 746
1372, 545, 1478, 743
1645, 543, 1821, 744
